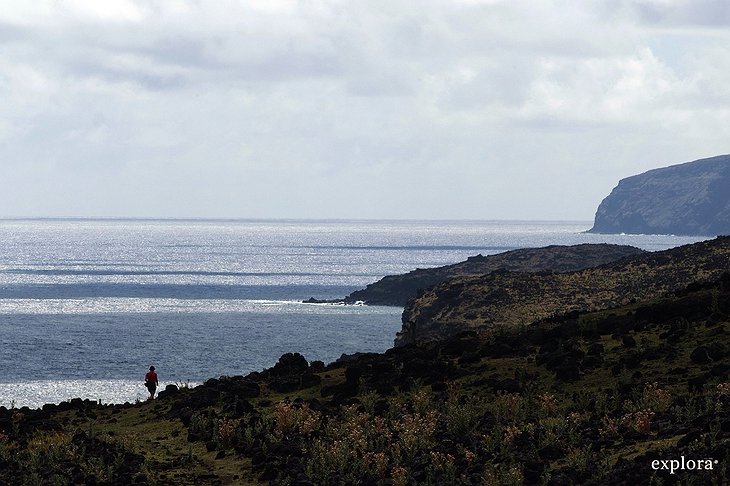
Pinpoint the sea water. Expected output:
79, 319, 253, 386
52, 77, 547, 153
0, 219, 707, 408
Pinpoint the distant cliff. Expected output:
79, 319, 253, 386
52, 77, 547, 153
589, 154, 730, 236
342, 244, 645, 306
398, 236, 730, 345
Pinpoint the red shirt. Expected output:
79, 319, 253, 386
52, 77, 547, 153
145, 371, 158, 383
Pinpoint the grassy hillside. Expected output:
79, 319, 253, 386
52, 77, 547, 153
343, 244, 645, 306
2, 273, 729, 485
399, 236, 730, 345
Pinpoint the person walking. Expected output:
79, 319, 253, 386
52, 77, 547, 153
145, 366, 159, 400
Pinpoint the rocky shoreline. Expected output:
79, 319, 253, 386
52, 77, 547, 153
305, 243, 645, 307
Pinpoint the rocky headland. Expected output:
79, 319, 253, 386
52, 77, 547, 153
589, 154, 730, 236
311, 244, 645, 307
399, 236, 730, 345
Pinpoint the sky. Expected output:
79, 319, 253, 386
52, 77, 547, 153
0, 0, 729, 221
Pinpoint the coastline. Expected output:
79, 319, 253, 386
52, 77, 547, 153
3, 271, 728, 484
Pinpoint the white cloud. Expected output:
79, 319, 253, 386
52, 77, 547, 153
0, 0, 728, 219
65, 0, 148, 22
622, 0, 730, 28
517, 47, 678, 125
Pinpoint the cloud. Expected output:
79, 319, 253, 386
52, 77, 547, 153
0, 1, 728, 219
625, 0, 730, 28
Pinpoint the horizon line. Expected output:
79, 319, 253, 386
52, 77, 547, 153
0, 216, 595, 224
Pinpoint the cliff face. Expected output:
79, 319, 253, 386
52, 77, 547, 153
398, 236, 730, 345
589, 154, 730, 236
344, 244, 645, 306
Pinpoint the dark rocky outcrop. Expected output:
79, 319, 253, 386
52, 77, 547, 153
257, 353, 322, 393
335, 244, 645, 306
589, 154, 730, 236
399, 236, 730, 345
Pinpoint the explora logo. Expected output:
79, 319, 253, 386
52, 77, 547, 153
651, 457, 719, 474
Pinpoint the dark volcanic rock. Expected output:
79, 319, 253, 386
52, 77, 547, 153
261, 353, 322, 393
339, 243, 645, 306
589, 154, 730, 236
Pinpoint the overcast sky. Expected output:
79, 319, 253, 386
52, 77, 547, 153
1, 0, 728, 220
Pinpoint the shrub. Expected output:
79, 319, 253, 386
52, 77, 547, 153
620, 409, 655, 435
641, 382, 672, 413
217, 417, 237, 450
493, 391, 523, 422
483, 464, 524, 486
445, 386, 484, 438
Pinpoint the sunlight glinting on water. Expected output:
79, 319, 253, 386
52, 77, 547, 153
0, 380, 201, 409
0, 298, 377, 315
0, 220, 710, 409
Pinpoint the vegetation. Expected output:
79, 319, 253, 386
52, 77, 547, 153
401, 236, 730, 344
343, 243, 644, 306
1, 274, 729, 484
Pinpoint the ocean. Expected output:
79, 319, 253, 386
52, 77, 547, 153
0, 219, 708, 408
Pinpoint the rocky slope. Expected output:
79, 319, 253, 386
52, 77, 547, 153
338, 244, 645, 306
2, 273, 729, 485
589, 154, 730, 236
399, 236, 730, 345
